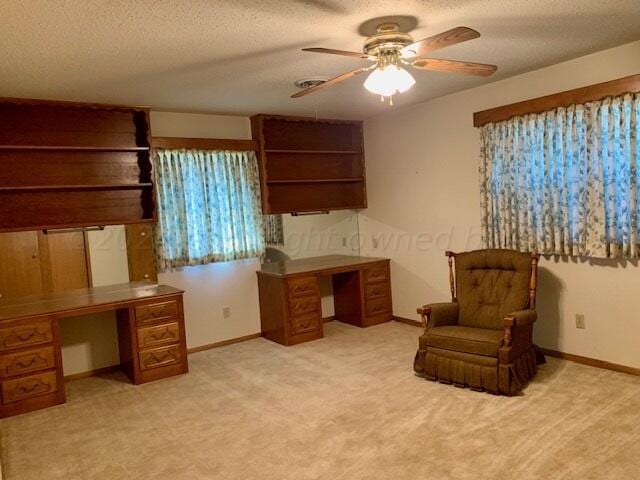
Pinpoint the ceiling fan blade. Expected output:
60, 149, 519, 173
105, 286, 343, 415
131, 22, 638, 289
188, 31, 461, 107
291, 67, 370, 98
401, 26, 480, 58
302, 47, 371, 60
412, 58, 497, 77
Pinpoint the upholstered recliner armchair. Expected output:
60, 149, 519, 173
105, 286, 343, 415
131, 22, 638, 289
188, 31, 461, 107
414, 249, 540, 395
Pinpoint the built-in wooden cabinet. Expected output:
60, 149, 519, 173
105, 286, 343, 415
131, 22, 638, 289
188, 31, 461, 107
0, 98, 154, 232
0, 231, 89, 300
251, 114, 367, 214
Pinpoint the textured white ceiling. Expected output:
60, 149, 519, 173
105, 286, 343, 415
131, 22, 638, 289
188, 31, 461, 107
2, 0, 639, 119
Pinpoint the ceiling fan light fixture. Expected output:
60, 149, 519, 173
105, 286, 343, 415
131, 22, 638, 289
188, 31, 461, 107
363, 64, 415, 97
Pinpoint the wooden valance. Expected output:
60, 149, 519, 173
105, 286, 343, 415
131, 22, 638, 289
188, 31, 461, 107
152, 137, 257, 151
473, 73, 640, 127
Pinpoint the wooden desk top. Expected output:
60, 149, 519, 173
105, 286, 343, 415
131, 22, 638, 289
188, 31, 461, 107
0, 282, 183, 321
258, 254, 389, 278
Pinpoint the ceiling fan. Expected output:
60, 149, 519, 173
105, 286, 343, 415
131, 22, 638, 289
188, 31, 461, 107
292, 23, 497, 104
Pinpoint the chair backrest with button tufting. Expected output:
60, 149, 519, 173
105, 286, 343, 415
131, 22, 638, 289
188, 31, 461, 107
454, 249, 533, 330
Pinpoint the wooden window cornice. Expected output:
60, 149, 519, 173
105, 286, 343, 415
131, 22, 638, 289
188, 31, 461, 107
473, 73, 640, 127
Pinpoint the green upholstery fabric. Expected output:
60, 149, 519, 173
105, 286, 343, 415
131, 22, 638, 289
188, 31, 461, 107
455, 249, 532, 330
424, 326, 504, 357
423, 348, 499, 393
425, 302, 458, 327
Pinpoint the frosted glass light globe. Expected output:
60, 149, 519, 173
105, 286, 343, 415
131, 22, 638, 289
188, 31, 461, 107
364, 65, 416, 96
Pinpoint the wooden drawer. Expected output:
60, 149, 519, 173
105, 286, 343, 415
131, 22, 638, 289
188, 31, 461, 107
287, 276, 319, 298
0, 320, 53, 352
364, 264, 389, 284
366, 298, 391, 317
139, 345, 183, 371
0, 346, 55, 378
135, 300, 179, 326
137, 322, 180, 350
365, 282, 389, 300
288, 296, 320, 317
289, 313, 321, 336
2, 371, 58, 404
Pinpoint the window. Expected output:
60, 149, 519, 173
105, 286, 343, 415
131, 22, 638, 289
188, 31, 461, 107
479, 92, 639, 258
153, 149, 265, 270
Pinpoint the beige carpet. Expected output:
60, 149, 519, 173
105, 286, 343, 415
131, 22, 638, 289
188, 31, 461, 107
1, 321, 639, 479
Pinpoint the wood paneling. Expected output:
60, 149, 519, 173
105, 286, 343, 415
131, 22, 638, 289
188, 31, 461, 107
152, 137, 257, 151
473, 73, 640, 127
0, 98, 154, 232
251, 114, 367, 214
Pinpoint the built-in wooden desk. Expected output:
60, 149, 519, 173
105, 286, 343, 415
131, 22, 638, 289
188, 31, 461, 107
0, 282, 188, 418
257, 255, 393, 346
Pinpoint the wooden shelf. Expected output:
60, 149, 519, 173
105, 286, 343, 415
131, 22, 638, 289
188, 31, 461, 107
0, 145, 150, 152
264, 149, 361, 154
0, 98, 154, 231
0, 184, 153, 193
267, 178, 364, 184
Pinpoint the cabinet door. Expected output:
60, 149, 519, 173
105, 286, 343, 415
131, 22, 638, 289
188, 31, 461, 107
38, 232, 90, 293
0, 231, 43, 300
125, 224, 157, 282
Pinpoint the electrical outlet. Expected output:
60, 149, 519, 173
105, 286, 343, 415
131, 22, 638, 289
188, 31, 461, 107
223, 306, 231, 319
575, 314, 586, 329
372, 237, 379, 248
342, 237, 347, 247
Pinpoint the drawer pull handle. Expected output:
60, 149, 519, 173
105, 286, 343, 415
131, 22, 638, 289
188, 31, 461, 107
18, 379, 49, 395
145, 351, 178, 367
15, 355, 46, 369
148, 329, 173, 341
16, 331, 41, 342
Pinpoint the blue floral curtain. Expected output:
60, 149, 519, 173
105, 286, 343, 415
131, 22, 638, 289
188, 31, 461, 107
153, 149, 265, 270
480, 92, 640, 258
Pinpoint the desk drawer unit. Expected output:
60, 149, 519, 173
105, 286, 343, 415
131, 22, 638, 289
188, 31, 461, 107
362, 262, 392, 326
257, 257, 393, 346
0, 284, 186, 417
128, 295, 188, 384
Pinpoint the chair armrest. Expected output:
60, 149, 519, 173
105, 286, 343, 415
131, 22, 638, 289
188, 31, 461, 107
502, 310, 537, 348
416, 302, 458, 329
504, 310, 537, 327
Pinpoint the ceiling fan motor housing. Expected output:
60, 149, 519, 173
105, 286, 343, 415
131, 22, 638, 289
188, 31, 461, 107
363, 23, 413, 56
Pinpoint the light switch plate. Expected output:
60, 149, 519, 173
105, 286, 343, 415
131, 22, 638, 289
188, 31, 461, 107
575, 314, 586, 329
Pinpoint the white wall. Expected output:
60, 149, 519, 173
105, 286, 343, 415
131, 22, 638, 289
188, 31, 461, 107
361, 40, 640, 369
